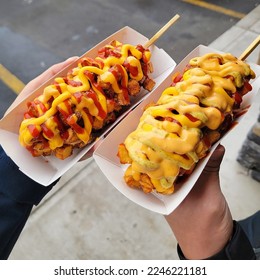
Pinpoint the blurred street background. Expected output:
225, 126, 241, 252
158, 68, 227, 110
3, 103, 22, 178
0, 0, 259, 259
0, 0, 259, 117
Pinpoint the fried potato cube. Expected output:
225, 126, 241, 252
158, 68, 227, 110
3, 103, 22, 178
93, 118, 104, 130
139, 174, 154, 193
127, 79, 141, 96
104, 112, 116, 126
117, 91, 130, 106
123, 163, 175, 194
147, 61, 154, 74
124, 168, 154, 193
32, 142, 52, 157
124, 166, 140, 188
117, 143, 132, 164
55, 145, 73, 160
143, 77, 156, 92
64, 128, 82, 146
106, 99, 122, 112
207, 130, 221, 144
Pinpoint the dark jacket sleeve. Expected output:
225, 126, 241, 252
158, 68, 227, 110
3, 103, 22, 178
0, 146, 58, 259
177, 220, 256, 260
238, 211, 260, 259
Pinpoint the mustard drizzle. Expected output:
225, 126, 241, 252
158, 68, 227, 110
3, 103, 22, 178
19, 41, 152, 152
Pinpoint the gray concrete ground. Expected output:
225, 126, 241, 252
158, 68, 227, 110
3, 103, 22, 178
0, 1, 259, 259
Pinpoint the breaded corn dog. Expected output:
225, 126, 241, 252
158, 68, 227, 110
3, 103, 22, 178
118, 53, 255, 194
19, 40, 155, 159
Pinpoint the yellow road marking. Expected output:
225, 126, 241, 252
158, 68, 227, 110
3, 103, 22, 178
0, 64, 25, 94
182, 0, 246, 19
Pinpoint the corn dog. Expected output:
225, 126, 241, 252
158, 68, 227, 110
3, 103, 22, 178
19, 40, 155, 159
118, 52, 255, 194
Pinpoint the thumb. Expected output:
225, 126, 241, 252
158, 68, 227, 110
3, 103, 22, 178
192, 144, 225, 192
204, 144, 225, 174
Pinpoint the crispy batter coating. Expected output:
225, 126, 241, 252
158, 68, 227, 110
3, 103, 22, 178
19, 41, 155, 160
118, 53, 256, 195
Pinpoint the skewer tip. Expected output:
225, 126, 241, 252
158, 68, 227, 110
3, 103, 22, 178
144, 14, 180, 48
239, 35, 260, 61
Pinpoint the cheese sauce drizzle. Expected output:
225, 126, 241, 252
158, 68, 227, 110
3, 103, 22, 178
122, 53, 255, 194
19, 41, 153, 158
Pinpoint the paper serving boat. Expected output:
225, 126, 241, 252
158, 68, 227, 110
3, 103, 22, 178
93, 45, 260, 215
0, 26, 176, 186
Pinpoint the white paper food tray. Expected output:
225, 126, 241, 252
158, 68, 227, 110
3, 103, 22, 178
0, 26, 176, 186
93, 45, 260, 215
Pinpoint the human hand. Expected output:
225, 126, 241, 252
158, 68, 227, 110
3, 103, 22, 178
6, 56, 79, 114
165, 144, 233, 259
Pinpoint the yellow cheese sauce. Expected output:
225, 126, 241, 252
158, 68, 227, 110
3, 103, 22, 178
19, 41, 152, 156
123, 52, 255, 194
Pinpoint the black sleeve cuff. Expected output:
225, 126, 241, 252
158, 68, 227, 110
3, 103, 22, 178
0, 145, 59, 205
177, 220, 256, 260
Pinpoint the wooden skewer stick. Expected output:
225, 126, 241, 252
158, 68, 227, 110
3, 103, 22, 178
239, 35, 260, 61
144, 14, 180, 48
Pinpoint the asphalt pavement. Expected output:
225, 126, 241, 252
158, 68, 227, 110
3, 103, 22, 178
0, 0, 259, 116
